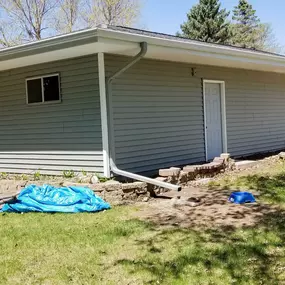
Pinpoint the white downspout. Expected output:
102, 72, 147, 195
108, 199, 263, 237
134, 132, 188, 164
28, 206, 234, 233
98, 52, 110, 177
105, 43, 181, 192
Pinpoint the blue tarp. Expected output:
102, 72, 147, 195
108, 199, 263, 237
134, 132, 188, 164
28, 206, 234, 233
229, 191, 256, 204
1, 184, 111, 213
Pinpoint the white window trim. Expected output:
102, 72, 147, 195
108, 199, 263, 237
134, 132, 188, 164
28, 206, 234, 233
203, 79, 228, 161
26, 73, 61, 105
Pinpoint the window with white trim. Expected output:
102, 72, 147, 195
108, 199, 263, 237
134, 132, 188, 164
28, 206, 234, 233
26, 74, 61, 104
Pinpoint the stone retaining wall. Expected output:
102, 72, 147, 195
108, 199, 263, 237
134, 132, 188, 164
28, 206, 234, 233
0, 154, 231, 205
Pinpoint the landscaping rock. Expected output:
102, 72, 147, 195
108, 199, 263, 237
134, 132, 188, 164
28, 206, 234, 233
183, 165, 197, 171
178, 171, 189, 184
155, 177, 167, 182
76, 173, 90, 183
142, 196, 150, 202
197, 162, 222, 170
92, 183, 105, 193
235, 160, 258, 170
90, 175, 99, 184
122, 192, 138, 201
122, 182, 146, 194
220, 153, 230, 161
103, 180, 122, 192
213, 157, 225, 164
279, 152, 285, 159
159, 168, 181, 177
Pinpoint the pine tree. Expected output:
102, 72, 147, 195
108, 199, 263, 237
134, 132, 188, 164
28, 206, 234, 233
179, 0, 231, 44
231, 0, 260, 49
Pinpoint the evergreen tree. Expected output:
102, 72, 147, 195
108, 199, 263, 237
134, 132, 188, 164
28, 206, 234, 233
179, 0, 231, 44
231, 0, 260, 49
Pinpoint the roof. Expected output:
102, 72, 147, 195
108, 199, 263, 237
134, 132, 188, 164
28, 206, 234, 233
1, 25, 285, 74
107, 25, 285, 59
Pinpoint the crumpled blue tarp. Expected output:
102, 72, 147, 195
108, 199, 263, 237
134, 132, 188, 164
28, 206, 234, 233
229, 191, 256, 204
1, 184, 111, 213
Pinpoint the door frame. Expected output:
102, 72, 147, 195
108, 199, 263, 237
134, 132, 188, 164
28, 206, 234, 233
203, 79, 228, 161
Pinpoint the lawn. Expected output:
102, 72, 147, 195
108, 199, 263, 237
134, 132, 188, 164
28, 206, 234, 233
1, 159, 285, 284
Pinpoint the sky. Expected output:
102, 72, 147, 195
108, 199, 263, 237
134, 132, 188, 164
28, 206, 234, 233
140, 0, 285, 45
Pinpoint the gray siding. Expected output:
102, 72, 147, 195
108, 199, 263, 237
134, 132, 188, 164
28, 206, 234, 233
106, 54, 285, 174
197, 66, 285, 157
105, 55, 205, 173
0, 55, 103, 175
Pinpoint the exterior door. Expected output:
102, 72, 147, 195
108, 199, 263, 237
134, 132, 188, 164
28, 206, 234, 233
204, 82, 223, 160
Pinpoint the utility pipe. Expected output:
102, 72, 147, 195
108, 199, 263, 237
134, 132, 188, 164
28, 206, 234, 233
106, 42, 181, 192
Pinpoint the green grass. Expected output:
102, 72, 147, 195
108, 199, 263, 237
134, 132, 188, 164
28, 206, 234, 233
1, 207, 285, 284
208, 160, 285, 205
1, 161, 285, 284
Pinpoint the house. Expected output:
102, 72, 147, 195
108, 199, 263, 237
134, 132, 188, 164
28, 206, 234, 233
1, 25, 285, 179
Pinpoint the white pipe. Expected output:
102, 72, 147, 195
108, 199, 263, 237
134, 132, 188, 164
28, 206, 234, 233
106, 42, 181, 192
110, 160, 181, 191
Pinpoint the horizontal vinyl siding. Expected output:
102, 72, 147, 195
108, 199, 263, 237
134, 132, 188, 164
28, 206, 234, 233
0, 55, 103, 175
107, 54, 285, 174
196, 67, 285, 157
106, 55, 205, 173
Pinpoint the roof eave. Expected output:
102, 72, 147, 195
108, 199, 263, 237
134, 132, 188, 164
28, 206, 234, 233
0, 28, 99, 62
97, 28, 285, 66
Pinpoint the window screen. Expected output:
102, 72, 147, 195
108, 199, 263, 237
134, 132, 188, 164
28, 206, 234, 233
43, 76, 60, 102
27, 78, 42, 104
26, 74, 60, 104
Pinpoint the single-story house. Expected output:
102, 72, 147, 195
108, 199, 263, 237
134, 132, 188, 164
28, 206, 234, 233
1, 25, 285, 179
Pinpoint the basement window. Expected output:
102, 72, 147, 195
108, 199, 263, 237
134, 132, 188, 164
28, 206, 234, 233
26, 74, 61, 104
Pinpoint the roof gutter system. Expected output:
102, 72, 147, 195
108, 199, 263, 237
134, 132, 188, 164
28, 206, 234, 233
106, 42, 181, 192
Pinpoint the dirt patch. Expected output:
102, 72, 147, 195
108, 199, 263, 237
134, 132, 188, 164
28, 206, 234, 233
135, 186, 278, 229
190, 154, 280, 188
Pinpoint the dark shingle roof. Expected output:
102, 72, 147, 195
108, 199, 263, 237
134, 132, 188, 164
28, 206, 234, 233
105, 25, 285, 58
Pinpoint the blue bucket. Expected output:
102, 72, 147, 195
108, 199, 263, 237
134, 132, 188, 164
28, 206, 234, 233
229, 192, 256, 204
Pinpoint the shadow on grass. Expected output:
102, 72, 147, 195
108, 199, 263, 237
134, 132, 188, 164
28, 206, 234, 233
116, 209, 285, 284
113, 172, 285, 284
210, 172, 285, 205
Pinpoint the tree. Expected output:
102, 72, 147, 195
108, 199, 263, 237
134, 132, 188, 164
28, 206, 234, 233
256, 23, 284, 54
230, 0, 283, 53
54, 0, 82, 33
0, 0, 57, 42
0, 0, 142, 47
231, 0, 260, 49
83, 0, 141, 27
0, 20, 23, 47
179, 0, 231, 44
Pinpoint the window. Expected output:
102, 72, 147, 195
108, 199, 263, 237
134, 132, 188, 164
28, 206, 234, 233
26, 74, 60, 104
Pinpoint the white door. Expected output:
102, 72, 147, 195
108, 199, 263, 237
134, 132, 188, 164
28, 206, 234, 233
204, 82, 223, 160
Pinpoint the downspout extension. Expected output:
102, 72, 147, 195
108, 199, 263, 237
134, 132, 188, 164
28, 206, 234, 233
107, 42, 181, 192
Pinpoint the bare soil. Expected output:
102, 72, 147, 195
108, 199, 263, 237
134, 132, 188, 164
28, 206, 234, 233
135, 187, 279, 229
0, 154, 282, 227
136, 155, 282, 229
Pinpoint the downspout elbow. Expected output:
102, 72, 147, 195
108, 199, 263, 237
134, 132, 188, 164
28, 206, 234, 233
107, 42, 148, 85
107, 42, 181, 192
139, 41, 148, 57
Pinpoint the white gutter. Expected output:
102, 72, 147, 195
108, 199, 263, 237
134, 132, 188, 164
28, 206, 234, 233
106, 42, 181, 192
0, 28, 98, 60
0, 26, 285, 66
1, 27, 285, 72
97, 28, 285, 68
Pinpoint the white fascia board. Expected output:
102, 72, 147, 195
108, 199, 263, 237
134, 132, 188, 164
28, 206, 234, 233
1, 27, 285, 73
0, 29, 99, 61
97, 28, 285, 71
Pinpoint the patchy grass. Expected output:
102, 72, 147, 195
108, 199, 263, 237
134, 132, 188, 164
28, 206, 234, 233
1, 206, 285, 284
1, 159, 285, 284
208, 159, 285, 205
